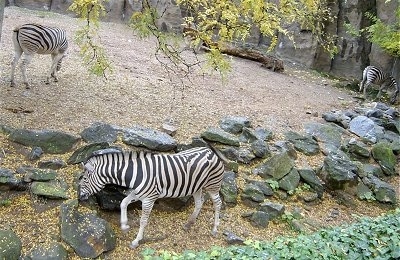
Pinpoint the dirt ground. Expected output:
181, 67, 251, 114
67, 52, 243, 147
0, 6, 398, 260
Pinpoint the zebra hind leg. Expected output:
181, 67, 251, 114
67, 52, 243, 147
184, 189, 204, 231
208, 191, 222, 236
130, 198, 156, 249
10, 49, 22, 87
20, 53, 33, 89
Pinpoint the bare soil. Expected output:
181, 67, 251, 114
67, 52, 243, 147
0, 7, 398, 259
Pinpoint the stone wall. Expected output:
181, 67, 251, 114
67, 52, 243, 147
5, 0, 398, 80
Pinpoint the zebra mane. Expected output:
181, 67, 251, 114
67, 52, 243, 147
85, 149, 154, 163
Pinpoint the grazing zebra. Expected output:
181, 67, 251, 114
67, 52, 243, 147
10, 23, 68, 88
78, 146, 225, 249
359, 65, 399, 104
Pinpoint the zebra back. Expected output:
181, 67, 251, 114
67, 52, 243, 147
14, 23, 68, 55
80, 147, 225, 200
364, 66, 395, 87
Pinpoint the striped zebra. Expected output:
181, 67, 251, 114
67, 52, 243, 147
10, 23, 68, 88
359, 65, 399, 104
78, 146, 225, 249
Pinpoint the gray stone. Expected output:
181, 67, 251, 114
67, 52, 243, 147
38, 159, 67, 170
252, 151, 294, 179
249, 211, 270, 228
223, 231, 245, 245
221, 147, 255, 164
322, 111, 351, 128
371, 142, 397, 176
362, 164, 384, 178
27, 147, 43, 161
80, 122, 119, 143
0, 229, 22, 260
0, 168, 27, 191
31, 180, 69, 199
250, 139, 270, 158
27, 241, 68, 260
259, 201, 285, 219
344, 138, 370, 158
201, 127, 240, 146
25, 168, 57, 182
362, 175, 397, 204
60, 200, 116, 258
304, 122, 345, 154
357, 182, 374, 201
320, 151, 359, 191
67, 142, 111, 164
298, 168, 324, 198
246, 180, 274, 196
278, 168, 300, 192
123, 125, 177, 151
219, 116, 250, 134
284, 131, 320, 155
220, 171, 238, 205
241, 183, 266, 206
8, 129, 80, 154
349, 116, 384, 143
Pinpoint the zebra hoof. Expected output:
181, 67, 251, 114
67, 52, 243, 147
129, 241, 139, 249
121, 224, 130, 233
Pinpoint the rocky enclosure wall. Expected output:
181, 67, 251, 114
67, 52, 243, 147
5, 0, 399, 80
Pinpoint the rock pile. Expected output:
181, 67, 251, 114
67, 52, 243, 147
0, 102, 398, 258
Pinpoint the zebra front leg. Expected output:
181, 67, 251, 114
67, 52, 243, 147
48, 53, 63, 84
120, 190, 139, 232
130, 198, 156, 249
184, 190, 204, 231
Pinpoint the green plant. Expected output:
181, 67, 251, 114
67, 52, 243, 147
142, 208, 400, 259
266, 179, 279, 191
0, 199, 11, 207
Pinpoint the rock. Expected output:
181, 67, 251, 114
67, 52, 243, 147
278, 168, 300, 192
31, 180, 69, 199
67, 142, 112, 164
94, 185, 137, 211
250, 139, 270, 158
252, 151, 294, 179
220, 171, 238, 206
161, 121, 178, 136
371, 142, 397, 176
320, 151, 359, 191
123, 125, 177, 151
249, 211, 270, 228
27, 146, 43, 161
221, 147, 255, 164
246, 180, 274, 196
343, 138, 370, 158
201, 127, 240, 146
284, 131, 320, 155
362, 164, 384, 178
349, 116, 384, 144
322, 110, 351, 128
304, 122, 345, 155
362, 175, 397, 204
80, 122, 119, 143
258, 201, 285, 219
219, 116, 250, 134
24, 168, 57, 182
26, 241, 68, 260
273, 141, 297, 159
241, 183, 266, 206
0, 168, 27, 191
0, 229, 22, 260
8, 129, 80, 154
298, 168, 324, 198
223, 231, 245, 245
60, 200, 116, 258
357, 182, 374, 201
38, 159, 67, 170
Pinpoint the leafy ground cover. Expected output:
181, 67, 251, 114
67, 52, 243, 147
142, 208, 400, 259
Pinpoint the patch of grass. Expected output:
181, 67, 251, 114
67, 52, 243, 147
142, 208, 400, 259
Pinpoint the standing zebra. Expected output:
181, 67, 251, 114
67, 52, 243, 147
10, 23, 68, 88
78, 146, 225, 249
359, 65, 399, 104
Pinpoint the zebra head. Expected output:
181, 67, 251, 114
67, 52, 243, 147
78, 161, 101, 201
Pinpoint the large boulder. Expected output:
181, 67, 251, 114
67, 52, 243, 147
0, 229, 22, 259
123, 125, 177, 151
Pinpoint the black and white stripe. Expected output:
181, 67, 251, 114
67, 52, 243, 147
10, 23, 68, 88
359, 65, 399, 104
79, 146, 225, 249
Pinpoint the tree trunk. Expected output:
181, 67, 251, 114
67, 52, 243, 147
218, 44, 284, 72
0, 0, 5, 45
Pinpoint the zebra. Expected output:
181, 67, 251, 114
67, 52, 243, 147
78, 146, 225, 249
359, 65, 399, 104
10, 23, 68, 88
